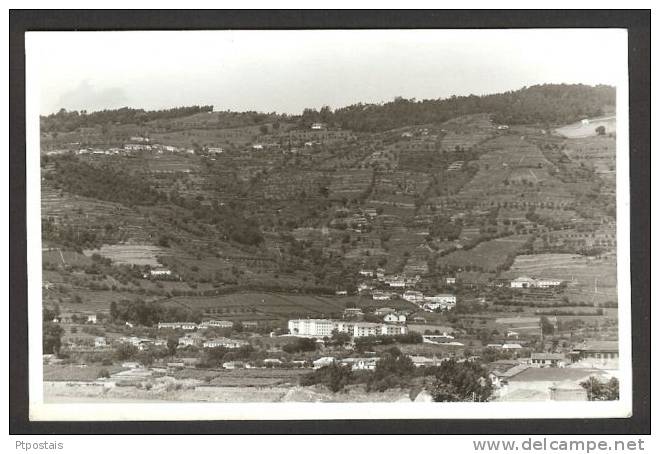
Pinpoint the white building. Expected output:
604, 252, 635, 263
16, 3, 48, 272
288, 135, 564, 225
289, 319, 407, 338
372, 291, 392, 301
535, 278, 562, 288
178, 334, 203, 347
423, 294, 456, 311
94, 337, 107, 348
288, 319, 335, 337
313, 357, 335, 369
384, 313, 406, 324
402, 290, 424, 303
150, 268, 172, 277
157, 322, 198, 330
203, 337, 248, 349
199, 320, 234, 329
384, 275, 406, 288
310, 123, 325, 130
511, 276, 562, 288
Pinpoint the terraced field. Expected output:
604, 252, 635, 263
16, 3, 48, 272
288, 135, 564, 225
83, 244, 165, 267
554, 116, 616, 139
435, 234, 531, 272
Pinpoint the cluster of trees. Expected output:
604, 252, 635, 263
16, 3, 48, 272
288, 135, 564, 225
109, 299, 203, 327
427, 359, 493, 402
300, 348, 493, 402
428, 215, 463, 241
45, 158, 165, 207
282, 337, 317, 354
304, 84, 614, 132
40, 105, 214, 132
580, 376, 619, 401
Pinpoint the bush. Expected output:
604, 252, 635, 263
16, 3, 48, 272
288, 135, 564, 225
300, 363, 352, 393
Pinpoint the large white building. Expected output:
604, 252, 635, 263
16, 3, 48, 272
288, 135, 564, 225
511, 277, 562, 289
288, 319, 407, 338
288, 319, 335, 337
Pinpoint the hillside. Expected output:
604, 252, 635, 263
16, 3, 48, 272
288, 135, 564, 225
40, 84, 617, 332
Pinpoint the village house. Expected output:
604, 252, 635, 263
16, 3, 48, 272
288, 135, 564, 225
202, 337, 248, 349
207, 147, 224, 155
94, 337, 107, 348
310, 122, 325, 130
199, 320, 233, 329
423, 294, 457, 311
340, 357, 378, 371
410, 356, 444, 368
178, 333, 204, 347
313, 357, 335, 369
357, 282, 373, 293
497, 367, 612, 402
529, 352, 567, 368
402, 290, 425, 303
372, 290, 392, 301
343, 307, 364, 318
510, 276, 562, 289
157, 322, 198, 330
374, 307, 396, 316
383, 313, 406, 324
383, 275, 406, 288
149, 268, 172, 277
570, 341, 619, 368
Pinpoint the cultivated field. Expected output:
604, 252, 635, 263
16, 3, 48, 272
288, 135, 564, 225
554, 116, 616, 139
83, 244, 165, 267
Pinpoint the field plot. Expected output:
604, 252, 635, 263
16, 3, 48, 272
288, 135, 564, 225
327, 169, 373, 201
439, 114, 496, 151
83, 244, 165, 266
44, 364, 126, 382
448, 136, 575, 208
168, 292, 348, 319
507, 253, 617, 303
435, 235, 531, 272
43, 249, 94, 268
554, 116, 616, 139
205, 369, 308, 387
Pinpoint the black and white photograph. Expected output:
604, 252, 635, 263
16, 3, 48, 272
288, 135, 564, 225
22, 26, 636, 422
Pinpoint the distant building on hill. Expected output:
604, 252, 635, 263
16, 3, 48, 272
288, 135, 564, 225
510, 276, 562, 289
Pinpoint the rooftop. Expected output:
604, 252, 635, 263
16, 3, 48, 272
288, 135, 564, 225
508, 368, 607, 383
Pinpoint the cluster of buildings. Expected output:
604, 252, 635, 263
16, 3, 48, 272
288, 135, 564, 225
487, 340, 620, 401
401, 290, 457, 312
177, 333, 248, 349
356, 268, 457, 312
156, 319, 234, 331
510, 276, 563, 289
288, 319, 407, 338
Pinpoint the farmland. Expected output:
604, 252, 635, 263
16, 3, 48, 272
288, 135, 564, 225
39, 84, 621, 402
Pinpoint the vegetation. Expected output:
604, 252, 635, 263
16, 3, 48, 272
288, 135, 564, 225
304, 84, 614, 132
426, 359, 493, 402
580, 376, 619, 401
